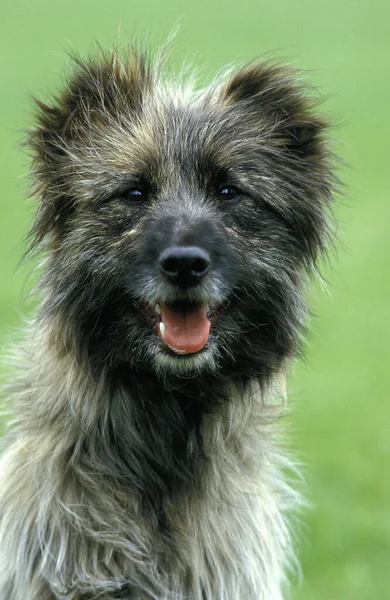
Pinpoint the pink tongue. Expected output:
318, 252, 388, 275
160, 304, 211, 354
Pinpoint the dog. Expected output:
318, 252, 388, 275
0, 47, 334, 599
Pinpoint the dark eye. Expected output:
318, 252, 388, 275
123, 187, 148, 202
219, 186, 240, 202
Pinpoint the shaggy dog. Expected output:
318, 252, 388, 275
0, 48, 334, 599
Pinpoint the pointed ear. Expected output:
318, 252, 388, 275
221, 63, 326, 160
219, 63, 335, 264
27, 50, 153, 251
31, 49, 152, 154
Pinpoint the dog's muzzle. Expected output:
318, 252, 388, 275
147, 245, 215, 354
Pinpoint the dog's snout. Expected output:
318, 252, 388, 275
159, 246, 210, 287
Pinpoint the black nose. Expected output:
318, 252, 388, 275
159, 246, 210, 287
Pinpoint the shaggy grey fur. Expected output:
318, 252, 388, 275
0, 48, 335, 599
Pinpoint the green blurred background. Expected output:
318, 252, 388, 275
0, 1, 389, 598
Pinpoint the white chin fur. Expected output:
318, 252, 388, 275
153, 345, 217, 376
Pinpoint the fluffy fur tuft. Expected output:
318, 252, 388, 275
0, 47, 335, 599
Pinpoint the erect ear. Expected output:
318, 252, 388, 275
27, 50, 153, 251
221, 62, 326, 160
219, 63, 335, 264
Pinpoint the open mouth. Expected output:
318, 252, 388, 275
137, 300, 227, 355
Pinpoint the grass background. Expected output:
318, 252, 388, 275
0, 1, 389, 598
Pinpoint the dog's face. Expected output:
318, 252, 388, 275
29, 52, 333, 380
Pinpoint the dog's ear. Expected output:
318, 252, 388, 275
220, 63, 334, 263
221, 63, 325, 160
27, 51, 152, 251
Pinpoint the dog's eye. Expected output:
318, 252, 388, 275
219, 186, 240, 202
123, 187, 148, 202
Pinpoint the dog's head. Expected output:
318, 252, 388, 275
28, 50, 334, 381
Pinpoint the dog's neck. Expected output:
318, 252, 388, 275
84, 368, 244, 510
15, 324, 284, 517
